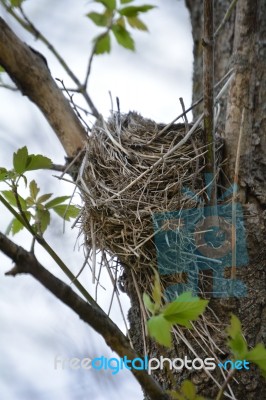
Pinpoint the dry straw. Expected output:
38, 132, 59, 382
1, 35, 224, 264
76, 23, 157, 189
78, 111, 207, 292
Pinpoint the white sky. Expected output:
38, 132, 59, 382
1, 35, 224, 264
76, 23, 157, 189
0, 1, 193, 399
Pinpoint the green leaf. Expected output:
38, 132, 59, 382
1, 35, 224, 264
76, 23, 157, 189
111, 24, 135, 50
126, 16, 148, 31
0, 168, 16, 181
147, 314, 172, 347
25, 154, 52, 171
0, 169, 16, 181
95, 0, 116, 10
37, 193, 53, 204
143, 292, 155, 314
29, 180, 40, 200
36, 208, 50, 233
26, 197, 35, 206
170, 380, 206, 400
247, 343, 266, 377
7, 212, 31, 236
116, 16, 126, 28
166, 391, 184, 400
118, 5, 155, 18
10, 0, 24, 7
0, 167, 8, 181
11, 218, 25, 235
13, 146, 28, 174
52, 204, 80, 221
87, 12, 109, 27
94, 33, 111, 54
5, 219, 14, 236
0, 65, 5, 72
162, 292, 208, 328
13, 148, 51, 174
227, 314, 248, 359
121, 0, 134, 3
1, 190, 27, 211
181, 380, 196, 398
45, 196, 70, 209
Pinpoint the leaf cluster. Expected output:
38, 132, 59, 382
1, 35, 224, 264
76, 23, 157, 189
227, 314, 266, 377
86, 0, 156, 54
143, 269, 208, 347
0, 146, 79, 236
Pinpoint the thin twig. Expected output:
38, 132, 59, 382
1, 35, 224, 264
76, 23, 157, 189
216, 369, 236, 400
214, 0, 239, 38
147, 69, 235, 145
90, 219, 96, 284
180, 97, 199, 190
231, 108, 245, 279
56, 78, 91, 132
179, 97, 189, 133
84, 43, 96, 89
0, 83, 17, 91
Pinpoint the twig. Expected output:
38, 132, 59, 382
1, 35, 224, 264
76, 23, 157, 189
90, 219, 96, 284
180, 97, 199, 190
179, 97, 189, 133
84, 43, 96, 89
231, 108, 245, 279
0, 231, 169, 400
101, 117, 129, 155
50, 163, 68, 173
214, 0, 239, 38
55, 78, 91, 132
0, 83, 17, 91
216, 369, 236, 400
0, 193, 100, 310
2, 2, 99, 118
147, 68, 235, 145
109, 90, 114, 113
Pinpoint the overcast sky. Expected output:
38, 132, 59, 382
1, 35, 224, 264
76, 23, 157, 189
0, 1, 193, 399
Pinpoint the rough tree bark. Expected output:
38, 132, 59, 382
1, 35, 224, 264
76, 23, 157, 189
172, 0, 265, 398
130, 0, 266, 398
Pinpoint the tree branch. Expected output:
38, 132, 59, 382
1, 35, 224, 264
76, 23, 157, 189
0, 2, 100, 118
203, 0, 216, 205
0, 17, 87, 158
0, 231, 169, 400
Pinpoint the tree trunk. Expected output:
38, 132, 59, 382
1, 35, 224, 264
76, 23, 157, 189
128, 0, 266, 398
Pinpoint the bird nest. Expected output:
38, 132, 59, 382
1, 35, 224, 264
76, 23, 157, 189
79, 112, 207, 292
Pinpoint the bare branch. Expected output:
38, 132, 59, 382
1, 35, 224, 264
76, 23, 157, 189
0, 17, 87, 158
0, 2, 100, 118
0, 82, 17, 91
0, 231, 169, 400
